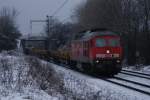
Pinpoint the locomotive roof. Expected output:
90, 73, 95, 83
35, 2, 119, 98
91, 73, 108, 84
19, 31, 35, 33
75, 31, 118, 41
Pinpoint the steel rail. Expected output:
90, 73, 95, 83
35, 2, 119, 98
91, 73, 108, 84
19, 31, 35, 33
120, 71, 150, 80
122, 69, 150, 77
49, 61, 150, 96
103, 78, 150, 96
114, 76, 150, 88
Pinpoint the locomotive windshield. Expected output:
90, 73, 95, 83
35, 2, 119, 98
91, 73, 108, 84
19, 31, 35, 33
95, 38, 106, 47
95, 38, 120, 47
108, 39, 120, 47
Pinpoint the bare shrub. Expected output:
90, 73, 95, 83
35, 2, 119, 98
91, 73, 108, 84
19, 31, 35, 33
0, 56, 13, 89
24, 56, 64, 95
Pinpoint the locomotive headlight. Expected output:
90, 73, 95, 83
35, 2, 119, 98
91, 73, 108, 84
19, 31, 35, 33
116, 60, 120, 63
106, 50, 110, 54
96, 60, 99, 63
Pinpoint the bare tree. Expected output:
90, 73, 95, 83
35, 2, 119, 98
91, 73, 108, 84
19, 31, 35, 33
0, 7, 21, 51
45, 17, 73, 50
76, 0, 123, 31
75, 0, 150, 65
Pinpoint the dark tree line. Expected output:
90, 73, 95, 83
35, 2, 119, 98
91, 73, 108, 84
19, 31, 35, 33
45, 17, 74, 50
0, 7, 21, 51
74, 0, 150, 65
45, 0, 150, 65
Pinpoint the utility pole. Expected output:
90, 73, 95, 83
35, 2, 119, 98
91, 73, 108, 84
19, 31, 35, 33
46, 15, 53, 49
46, 15, 50, 35
46, 15, 53, 35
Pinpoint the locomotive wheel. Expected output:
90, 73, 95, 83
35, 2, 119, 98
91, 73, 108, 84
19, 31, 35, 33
113, 64, 122, 75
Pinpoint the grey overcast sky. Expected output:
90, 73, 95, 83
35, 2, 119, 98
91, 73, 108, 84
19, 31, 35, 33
0, 0, 85, 35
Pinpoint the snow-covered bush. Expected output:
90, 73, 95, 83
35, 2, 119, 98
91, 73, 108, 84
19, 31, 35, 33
0, 53, 64, 99
0, 49, 23, 57
24, 56, 64, 95
0, 55, 26, 96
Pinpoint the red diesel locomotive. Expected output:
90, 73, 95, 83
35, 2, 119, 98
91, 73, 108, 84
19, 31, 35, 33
70, 30, 123, 75
21, 29, 123, 75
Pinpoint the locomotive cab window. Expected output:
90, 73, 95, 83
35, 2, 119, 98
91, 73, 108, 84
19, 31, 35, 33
108, 39, 120, 47
95, 38, 106, 47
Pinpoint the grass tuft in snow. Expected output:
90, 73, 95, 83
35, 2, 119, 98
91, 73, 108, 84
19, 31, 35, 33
24, 56, 64, 96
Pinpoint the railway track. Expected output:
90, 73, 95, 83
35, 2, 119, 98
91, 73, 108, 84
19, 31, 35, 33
120, 69, 150, 80
73, 68, 150, 96
122, 69, 150, 76
103, 76, 150, 96
63, 65, 150, 96
50, 61, 150, 96
103, 69, 150, 96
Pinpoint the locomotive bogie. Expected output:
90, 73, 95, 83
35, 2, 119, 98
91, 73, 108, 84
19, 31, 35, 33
93, 59, 122, 74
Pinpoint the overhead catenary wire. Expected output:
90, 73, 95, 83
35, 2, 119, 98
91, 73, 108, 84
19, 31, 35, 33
46, 0, 70, 34
52, 0, 69, 16
29, 0, 69, 36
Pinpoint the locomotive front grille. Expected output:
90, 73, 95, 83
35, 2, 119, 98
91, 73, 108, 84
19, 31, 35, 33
96, 54, 120, 58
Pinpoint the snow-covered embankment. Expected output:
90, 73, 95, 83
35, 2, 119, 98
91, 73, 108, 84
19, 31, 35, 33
0, 52, 63, 100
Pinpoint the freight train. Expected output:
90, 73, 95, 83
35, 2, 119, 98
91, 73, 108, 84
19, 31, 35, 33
21, 29, 123, 75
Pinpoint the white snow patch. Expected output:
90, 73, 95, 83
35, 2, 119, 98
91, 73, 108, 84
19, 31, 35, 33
1, 89, 58, 100
51, 63, 150, 100
124, 65, 150, 74
1, 51, 150, 100
0, 53, 60, 100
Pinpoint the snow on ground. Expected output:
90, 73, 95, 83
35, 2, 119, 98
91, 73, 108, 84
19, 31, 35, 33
0, 52, 61, 100
51, 63, 150, 100
1, 50, 150, 100
116, 73, 150, 86
1, 88, 58, 100
108, 78, 150, 93
124, 65, 150, 74
138, 65, 150, 74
